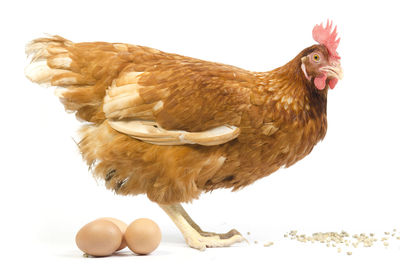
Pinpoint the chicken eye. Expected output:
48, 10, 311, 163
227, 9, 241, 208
313, 54, 320, 62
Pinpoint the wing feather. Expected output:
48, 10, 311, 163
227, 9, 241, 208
103, 47, 256, 146
107, 120, 240, 146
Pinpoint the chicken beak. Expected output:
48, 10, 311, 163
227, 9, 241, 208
320, 62, 343, 80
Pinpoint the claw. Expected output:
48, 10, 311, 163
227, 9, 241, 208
187, 233, 246, 250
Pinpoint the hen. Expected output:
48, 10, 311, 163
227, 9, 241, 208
25, 20, 343, 250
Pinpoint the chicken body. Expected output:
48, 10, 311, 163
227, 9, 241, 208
25, 33, 340, 250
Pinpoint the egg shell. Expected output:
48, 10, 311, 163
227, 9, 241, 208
125, 218, 161, 255
96, 217, 128, 251
75, 220, 122, 257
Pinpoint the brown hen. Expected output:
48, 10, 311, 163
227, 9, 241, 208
25, 21, 342, 250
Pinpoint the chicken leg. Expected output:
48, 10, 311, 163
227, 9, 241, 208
159, 203, 246, 250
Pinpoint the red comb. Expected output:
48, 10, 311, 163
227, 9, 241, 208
312, 20, 341, 59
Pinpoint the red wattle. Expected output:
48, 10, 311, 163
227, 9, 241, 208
328, 78, 338, 89
314, 73, 327, 90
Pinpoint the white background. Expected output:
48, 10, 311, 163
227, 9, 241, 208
1, 0, 400, 264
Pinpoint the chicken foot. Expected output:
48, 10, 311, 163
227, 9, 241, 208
159, 203, 246, 250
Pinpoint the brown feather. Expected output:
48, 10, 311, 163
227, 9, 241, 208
26, 37, 328, 204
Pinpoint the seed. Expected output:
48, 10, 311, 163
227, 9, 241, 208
363, 241, 372, 247
283, 229, 397, 252
247, 232, 251, 235
263, 242, 274, 247
254, 240, 258, 244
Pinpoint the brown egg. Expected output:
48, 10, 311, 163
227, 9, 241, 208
125, 218, 161, 255
96, 217, 128, 251
75, 219, 122, 257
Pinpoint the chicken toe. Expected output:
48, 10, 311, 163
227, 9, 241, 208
199, 228, 243, 239
186, 232, 246, 251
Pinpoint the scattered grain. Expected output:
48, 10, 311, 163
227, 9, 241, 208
283, 229, 400, 255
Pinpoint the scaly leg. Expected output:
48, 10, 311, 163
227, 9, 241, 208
159, 203, 246, 250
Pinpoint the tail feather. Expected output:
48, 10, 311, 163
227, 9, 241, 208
25, 36, 72, 62
25, 59, 70, 86
25, 35, 129, 123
